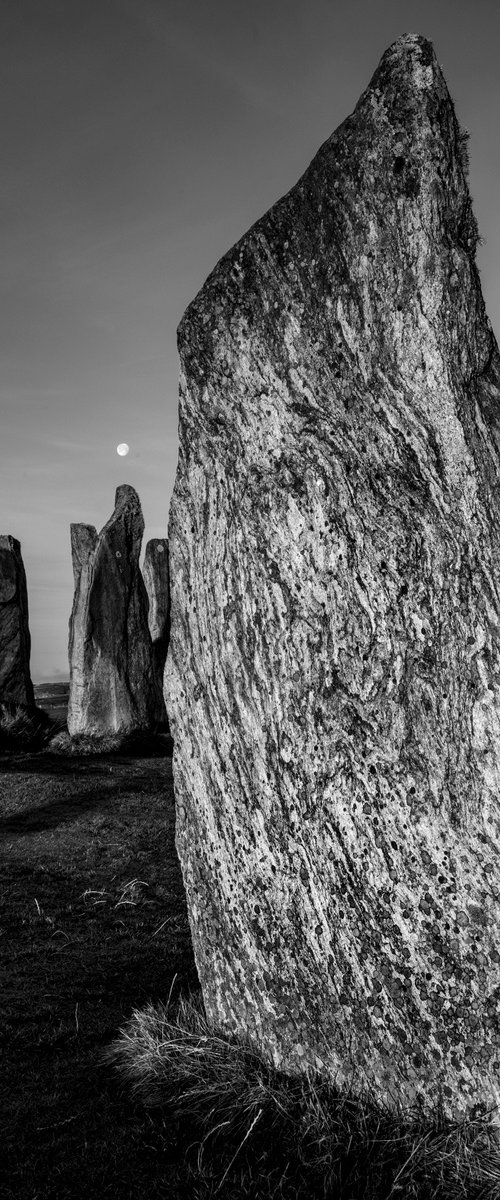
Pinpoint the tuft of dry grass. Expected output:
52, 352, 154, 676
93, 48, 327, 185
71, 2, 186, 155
107, 990, 500, 1199
51, 729, 128, 755
0, 701, 61, 751
107, 988, 292, 1132
47, 728, 172, 756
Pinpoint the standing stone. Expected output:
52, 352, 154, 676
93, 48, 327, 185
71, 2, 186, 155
68, 485, 161, 738
0, 536, 34, 708
143, 538, 170, 726
165, 33, 500, 1122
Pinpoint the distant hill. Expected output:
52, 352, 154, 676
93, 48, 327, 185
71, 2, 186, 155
34, 681, 69, 721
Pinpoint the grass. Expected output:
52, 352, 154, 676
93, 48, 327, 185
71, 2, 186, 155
2, 683, 169, 757
48, 728, 172, 755
3, 728, 500, 1197
0, 700, 62, 751
1, 743, 198, 1199
107, 990, 500, 1199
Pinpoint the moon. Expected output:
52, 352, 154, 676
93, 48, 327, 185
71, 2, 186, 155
116, 443, 130, 457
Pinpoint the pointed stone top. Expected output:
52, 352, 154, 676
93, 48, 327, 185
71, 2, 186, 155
390, 31, 432, 44
113, 484, 142, 512
361, 32, 445, 106
378, 31, 436, 59
180, 29, 484, 442
0, 535, 21, 554
92, 484, 145, 548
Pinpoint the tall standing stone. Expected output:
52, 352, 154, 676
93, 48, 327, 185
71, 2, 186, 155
143, 538, 170, 725
165, 34, 500, 1121
0, 535, 34, 708
68, 485, 161, 738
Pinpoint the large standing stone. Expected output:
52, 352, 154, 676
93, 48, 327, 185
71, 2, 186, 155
143, 539, 170, 726
68, 485, 161, 738
166, 34, 500, 1121
0, 536, 34, 707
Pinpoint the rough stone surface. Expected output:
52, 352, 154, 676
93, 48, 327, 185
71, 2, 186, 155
0, 535, 34, 707
166, 34, 500, 1121
68, 485, 161, 738
143, 538, 170, 725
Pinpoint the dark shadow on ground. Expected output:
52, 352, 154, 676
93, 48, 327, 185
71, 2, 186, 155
1, 783, 137, 834
2, 750, 199, 1199
0, 735, 173, 774
0, 752, 175, 835
0, 753, 111, 776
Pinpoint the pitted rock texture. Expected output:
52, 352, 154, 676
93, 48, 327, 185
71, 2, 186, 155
166, 34, 500, 1121
143, 538, 170, 726
68, 485, 161, 738
0, 535, 34, 707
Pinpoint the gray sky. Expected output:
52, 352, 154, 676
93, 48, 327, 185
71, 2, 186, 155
2, 0, 499, 680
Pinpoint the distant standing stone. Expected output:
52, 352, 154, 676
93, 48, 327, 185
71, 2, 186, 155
143, 538, 170, 726
166, 34, 500, 1122
0, 535, 34, 707
68, 485, 161, 738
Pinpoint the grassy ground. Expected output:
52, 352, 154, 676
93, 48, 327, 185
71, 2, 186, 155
3, 720, 500, 1198
1, 742, 200, 1199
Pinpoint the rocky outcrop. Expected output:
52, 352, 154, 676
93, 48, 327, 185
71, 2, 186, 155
143, 538, 170, 725
0, 535, 34, 707
165, 34, 500, 1122
68, 485, 161, 738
